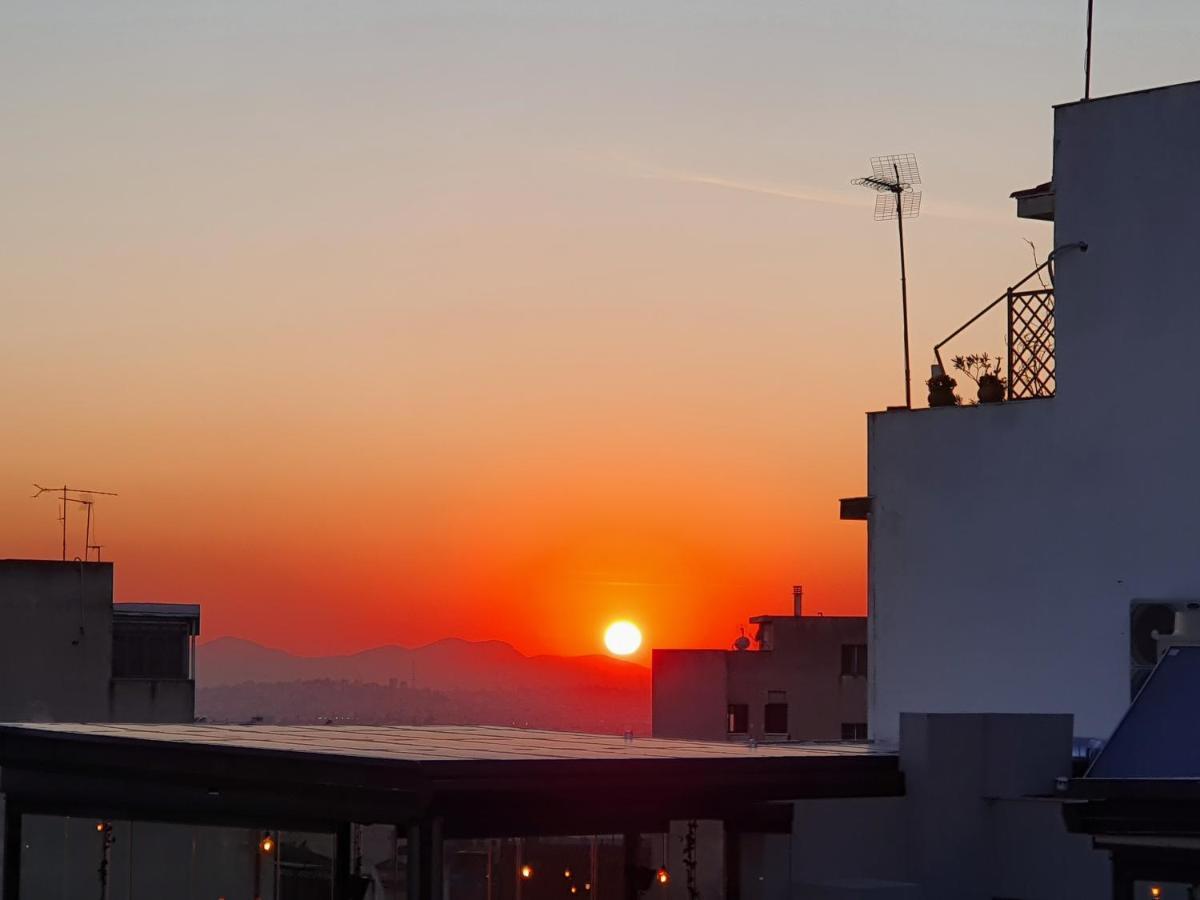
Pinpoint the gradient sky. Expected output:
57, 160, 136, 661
3, 1, 1199, 660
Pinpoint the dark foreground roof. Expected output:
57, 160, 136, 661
0, 723, 902, 837
1064, 647, 1200, 842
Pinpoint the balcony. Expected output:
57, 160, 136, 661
110, 603, 200, 723
930, 242, 1086, 406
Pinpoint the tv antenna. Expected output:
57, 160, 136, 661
853, 153, 922, 409
32, 484, 118, 561
1084, 0, 1095, 99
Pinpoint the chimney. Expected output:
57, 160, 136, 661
792, 585, 803, 617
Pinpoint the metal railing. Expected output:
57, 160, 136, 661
933, 242, 1086, 401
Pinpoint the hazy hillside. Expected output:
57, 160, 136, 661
195, 637, 651, 734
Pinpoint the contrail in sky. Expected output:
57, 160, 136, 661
612, 154, 1013, 226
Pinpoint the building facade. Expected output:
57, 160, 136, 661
653, 589, 867, 742
0, 559, 199, 724
851, 79, 1200, 745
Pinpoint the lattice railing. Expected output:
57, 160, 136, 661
933, 243, 1085, 405
1008, 288, 1055, 399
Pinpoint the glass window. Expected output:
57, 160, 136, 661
841, 722, 868, 741
764, 702, 788, 735
727, 703, 749, 734
840, 644, 868, 677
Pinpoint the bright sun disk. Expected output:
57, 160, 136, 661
604, 620, 642, 656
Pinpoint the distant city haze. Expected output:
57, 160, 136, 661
3, 1, 1199, 658
196, 637, 650, 733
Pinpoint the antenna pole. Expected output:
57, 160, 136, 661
1084, 0, 1094, 99
61, 486, 68, 561
894, 164, 912, 409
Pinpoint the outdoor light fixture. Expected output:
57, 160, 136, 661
1150, 888, 1162, 899
521, 864, 534, 880
258, 833, 275, 854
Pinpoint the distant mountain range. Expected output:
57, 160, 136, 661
195, 637, 651, 734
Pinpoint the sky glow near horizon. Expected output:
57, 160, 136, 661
3, 1, 1199, 659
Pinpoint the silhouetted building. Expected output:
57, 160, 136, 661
652, 588, 867, 742
0, 559, 199, 723
844, 78, 1200, 748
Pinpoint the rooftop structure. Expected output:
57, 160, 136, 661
653, 588, 867, 743
845, 78, 1200, 745
0, 721, 903, 898
0, 560, 199, 723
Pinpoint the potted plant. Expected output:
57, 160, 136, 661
926, 371, 959, 407
951, 353, 1007, 404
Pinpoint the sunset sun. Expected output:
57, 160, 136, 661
604, 621, 642, 656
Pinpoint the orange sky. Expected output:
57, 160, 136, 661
4, 1, 1198, 660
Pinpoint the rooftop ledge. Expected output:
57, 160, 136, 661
867, 394, 1055, 418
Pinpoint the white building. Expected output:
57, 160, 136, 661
850, 78, 1200, 746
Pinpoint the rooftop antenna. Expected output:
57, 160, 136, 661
1084, 0, 1095, 100
853, 153, 922, 408
32, 484, 118, 561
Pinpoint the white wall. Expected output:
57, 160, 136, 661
790, 715, 1109, 900
867, 79, 1200, 744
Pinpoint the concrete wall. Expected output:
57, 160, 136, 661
791, 714, 1109, 900
727, 617, 866, 741
0, 561, 113, 722
108, 678, 195, 723
652, 650, 729, 741
866, 80, 1200, 745
653, 618, 867, 742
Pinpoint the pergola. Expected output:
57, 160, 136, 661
0, 722, 903, 899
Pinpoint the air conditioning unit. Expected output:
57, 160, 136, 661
1129, 601, 1200, 699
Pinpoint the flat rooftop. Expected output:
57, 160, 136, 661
6, 722, 885, 762
0, 723, 902, 838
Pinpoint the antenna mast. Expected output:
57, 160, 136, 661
32, 484, 118, 561
1084, 0, 1095, 100
853, 154, 923, 409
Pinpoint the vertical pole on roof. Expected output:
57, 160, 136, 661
894, 165, 912, 409
622, 833, 640, 900
1007, 288, 1015, 401
334, 822, 351, 900
1084, 0, 1095, 100
2, 801, 21, 900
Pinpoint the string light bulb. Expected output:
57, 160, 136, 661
259, 833, 275, 854
521, 864, 533, 880
657, 867, 670, 885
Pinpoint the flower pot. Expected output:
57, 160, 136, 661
928, 386, 958, 407
977, 376, 1005, 404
